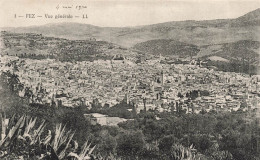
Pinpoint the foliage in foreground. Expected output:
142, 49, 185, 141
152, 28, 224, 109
0, 113, 204, 160
0, 114, 95, 160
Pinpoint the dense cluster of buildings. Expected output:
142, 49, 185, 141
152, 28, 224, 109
1, 54, 259, 114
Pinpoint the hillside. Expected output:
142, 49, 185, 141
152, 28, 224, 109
196, 40, 260, 74
2, 8, 260, 48
133, 39, 259, 63
133, 39, 200, 58
1, 8, 260, 74
231, 8, 260, 26
0, 31, 138, 62
199, 40, 260, 64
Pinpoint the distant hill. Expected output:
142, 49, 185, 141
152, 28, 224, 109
197, 40, 260, 75
0, 31, 137, 62
199, 40, 260, 64
133, 39, 200, 58
231, 8, 260, 26
2, 8, 260, 48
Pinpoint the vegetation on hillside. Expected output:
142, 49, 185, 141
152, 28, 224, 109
1, 32, 130, 62
133, 39, 200, 58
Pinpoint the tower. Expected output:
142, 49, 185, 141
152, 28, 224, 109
161, 71, 164, 85
151, 81, 154, 92
143, 97, 147, 113
124, 93, 129, 104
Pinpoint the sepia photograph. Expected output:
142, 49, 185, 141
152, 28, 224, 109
0, 0, 260, 159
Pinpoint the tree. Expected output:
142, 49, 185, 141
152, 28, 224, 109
116, 130, 145, 158
57, 108, 95, 146
24, 87, 33, 102
96, 129, 117, 158
0, 71, 23, 94
0, 71, 27, 115
158, 134, 179, 153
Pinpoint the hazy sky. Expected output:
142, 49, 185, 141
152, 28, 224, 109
0, 0, 260, 27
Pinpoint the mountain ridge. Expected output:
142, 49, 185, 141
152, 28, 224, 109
1, 8, 260, 47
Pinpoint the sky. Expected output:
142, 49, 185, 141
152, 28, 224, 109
0, 0, 260, 27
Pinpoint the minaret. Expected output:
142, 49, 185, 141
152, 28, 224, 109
151, 81, 154, 92
132, 100, 137, 117
124, 93, 129, 104
161, 71, 164, 85
143, 97, 147, 113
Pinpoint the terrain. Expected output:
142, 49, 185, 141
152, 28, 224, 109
0, 31, 137, 62
2, 8, 260, 47
1, 8, 260, 74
